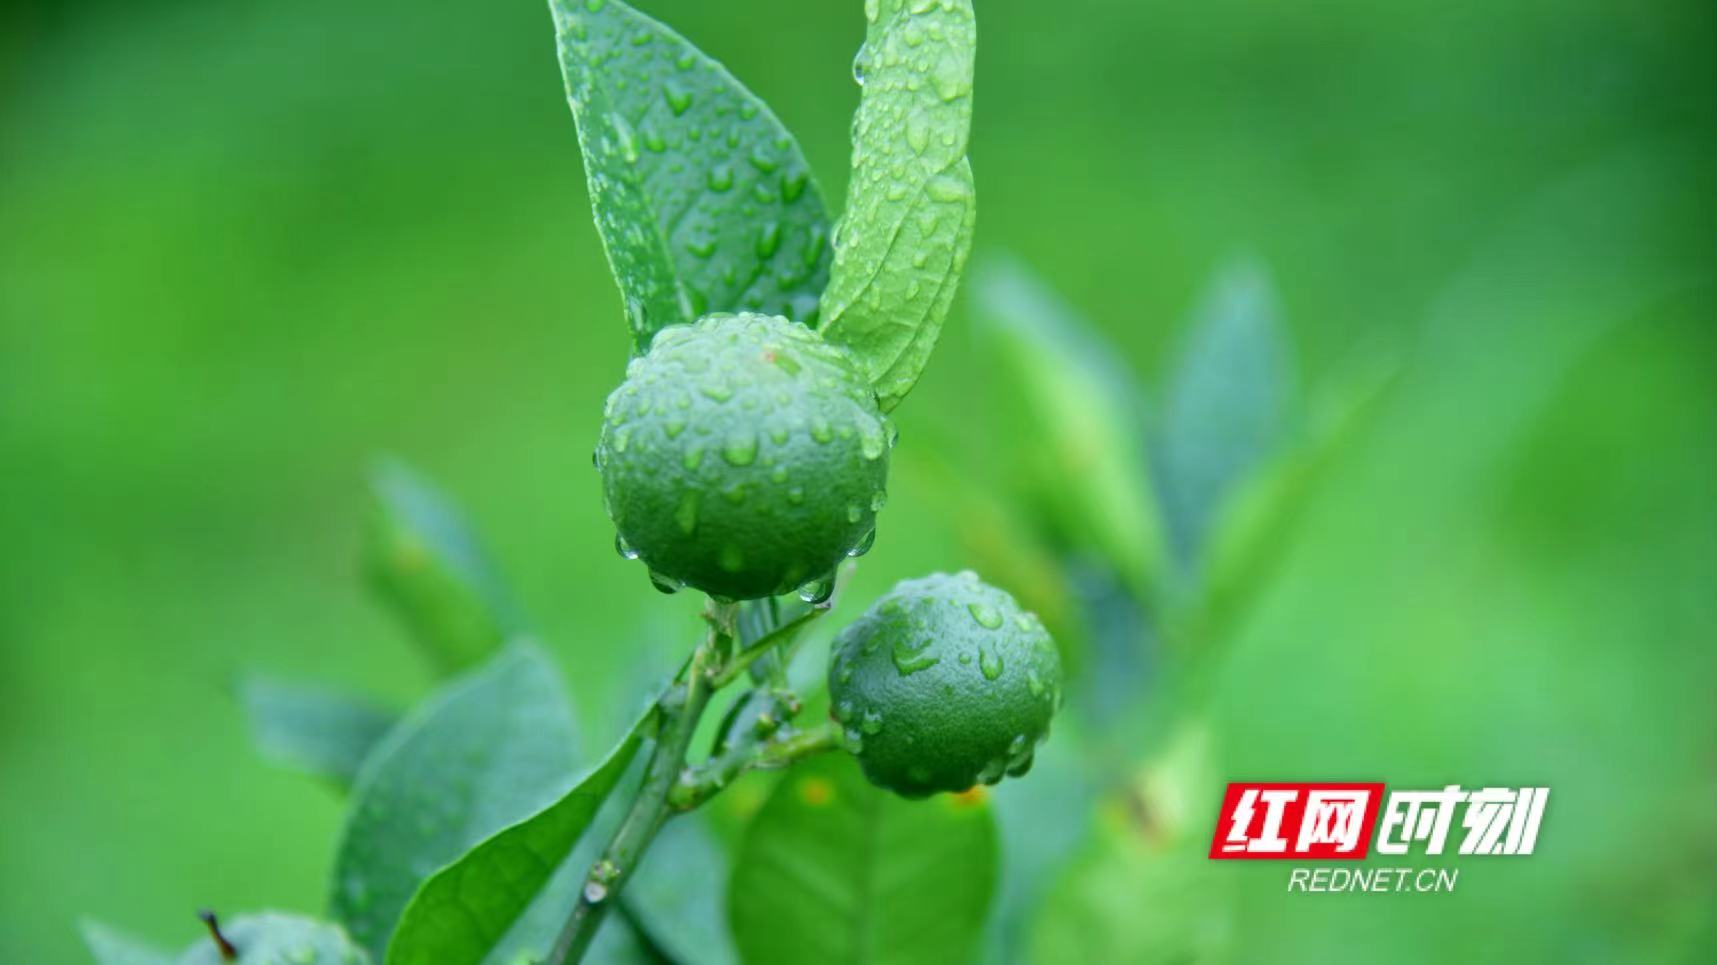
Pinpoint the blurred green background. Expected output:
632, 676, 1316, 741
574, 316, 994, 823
2, 0, 1713, 961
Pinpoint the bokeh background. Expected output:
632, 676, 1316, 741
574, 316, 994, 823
3, 0, 1714, 961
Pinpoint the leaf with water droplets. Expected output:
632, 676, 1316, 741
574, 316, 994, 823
330, 644, 580, 959
819, 0, 977, 412
366, 458, 524, 675
83, 913, 371, 965
729, 755, 998, 965
237, 675, 397, 791
384, 695, 658, 965
551, 0, 833, 350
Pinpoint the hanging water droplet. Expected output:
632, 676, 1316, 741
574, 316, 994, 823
648, 569, 683, 595
851, 43, 870, 86
615, 534, 639, 560
848, 527, 876, 557
798, 573, 835, 605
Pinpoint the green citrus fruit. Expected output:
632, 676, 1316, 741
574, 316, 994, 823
597, 313, 892, 601
827, 571, 1062, 798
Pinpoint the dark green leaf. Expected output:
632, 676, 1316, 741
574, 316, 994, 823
84, 914, 371, 965
1155, 259, 1294, 570
972, 256, 1165, 601
329, 644, 580, 958
384, 699, 658, 965
729, 755, 997, 965
820, 0, 977, 411
365, 459, 523, 674
550, 0, 833, 349
237, 675, 397, 790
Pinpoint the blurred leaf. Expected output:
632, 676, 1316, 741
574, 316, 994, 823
820, 0, 977, 412
972, 255, 1165, 602
84, 914, 371, 965
625, 814, 736, 965
329, 644, 580, 958
550, 0, 833, 349
981, 738, 1099, 965
1026, 724, 1228, 965
365, 459, 523, 674
729, 755, 997, 965
1190, 355, 1398, 647
81, 922, 173, 965
1154, 258, 1294, 574
384, 696, 655, 965
237, 675, 397, 790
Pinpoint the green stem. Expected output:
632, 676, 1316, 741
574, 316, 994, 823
709, 605, 825, 689
668, 721, 839, 811
546, 610, 728, 965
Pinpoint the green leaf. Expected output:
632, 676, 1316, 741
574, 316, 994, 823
972, 255, 1165, 602
329, 644, 580, 959
238, 675, 397, 790
365, 459, 523, 674
1189, 355, 1397, 645
1027, 725, 1229, 965
624, 814, 736, 965
729, 754, 998, 965
84, 914, 371, 965
550, 0, 833, 350
820, 0, 977, 412
384, 699, 658, 965
1155, 259, 1294, 571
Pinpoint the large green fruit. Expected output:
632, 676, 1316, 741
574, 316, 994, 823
828, 572, 1062, 798
597, 313, 892, 601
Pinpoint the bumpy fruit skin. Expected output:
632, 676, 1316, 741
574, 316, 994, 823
597, 313, 891, 601
828, 572, 1062, 798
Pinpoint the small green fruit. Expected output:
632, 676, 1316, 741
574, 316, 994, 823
597, 313, 891, 601
828, 571, 1062, 798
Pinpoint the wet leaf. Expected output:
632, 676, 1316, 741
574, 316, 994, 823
329, 644, 580, 958
385, 698, 656, 965
820, 0, 977, 411
550, 0, 833, 349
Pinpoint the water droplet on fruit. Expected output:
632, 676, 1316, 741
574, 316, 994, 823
1026, 670, 1045, 697
851, 44, 870, 86
583, 881, 609, 903
615, 534, 639, 560
663, 81, 693, 116
835, 699, 855, 722
892, 637, 939, 676
674, 492, 698, 534
700, 382, 733, 402
786, 486, 805, 504
718, 545, 745, 572
860, 708, 884, 735
979, 646, 1004, 680
846, 504, 863, 524
721, 431, 758, 466
683, 446, 705, 470
708, 164, 734, 192
809, 418, 833, 443
967, 602, 1004, 629
848, 527, 876, 557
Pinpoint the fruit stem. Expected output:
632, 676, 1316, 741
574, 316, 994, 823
667, 720, 840, 811
709, 604, 827, 688
546, 604, 731, 965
